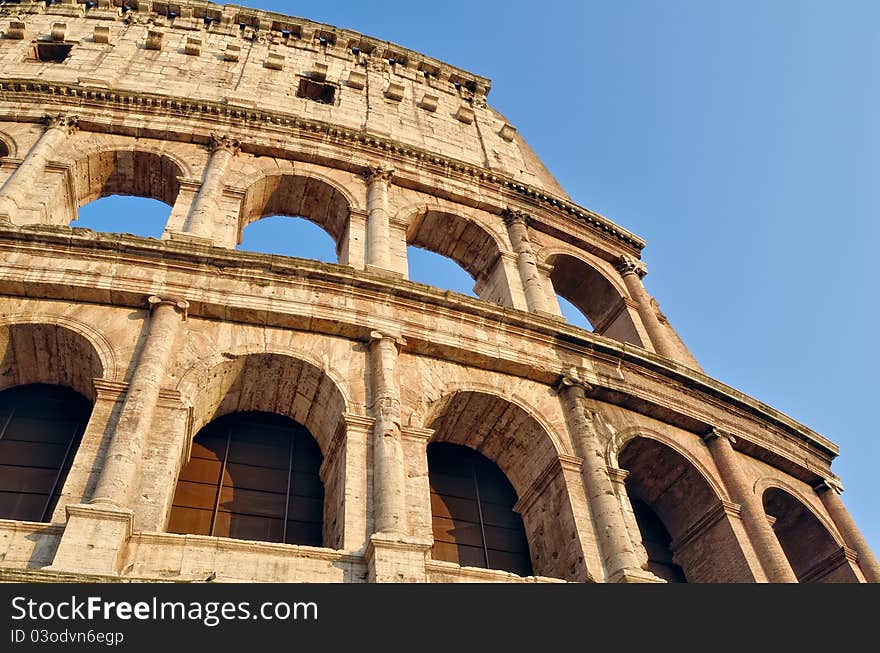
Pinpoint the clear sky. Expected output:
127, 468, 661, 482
78, 1, 879, 554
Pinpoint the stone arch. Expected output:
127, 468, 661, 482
606, 426, 728, 502
402, 203, 508, 282
543, 250, 643, 345
0, 129, 16, 158
68, 145, 188, 209
0, 318, 107, 400
237, 170, 354, 253
178, 351, 349, 456
423, 389, 590, 581
173, 351, 352, 550
754, 477, 843, 546
761, 484, 853, 582
619, 434, 757, 582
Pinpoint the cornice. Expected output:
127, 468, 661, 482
0, 78, 645, 253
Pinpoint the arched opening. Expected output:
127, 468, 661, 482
407, 210, 507, 304
428, 441, 531, 575
425, 390, 591, 581
407, 246, 477, 297
630, 498, 686, 583
67, 149, 183, 235
168, 411, 324, 546
556, 295, 592, 330
763, 488, 845, 583
619, 436, 757, 583
74, 196, 169, 239
238, 215, 336, 262
548, 253, 643, 345
239, 174, 350, 263
0, 384, 92, 523
0, 138, 9, 159
175, 353, 351, 550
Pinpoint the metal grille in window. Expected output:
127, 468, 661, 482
0, 384, 91, 523
168, 411, 324, 546
428, 442, 533, 576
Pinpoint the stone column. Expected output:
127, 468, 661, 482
363, 166, 394, 273
557, 377, 658, 583
183, 133, 240, 242
615, 255, 680, 360
702, 428, 798, 583
815, 478, 880, 583
367, 330, 407, 534
503, 208, 551, 314
0, 114, 78, 222
91, 296, 189, 507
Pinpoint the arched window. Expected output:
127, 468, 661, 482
407, 246, 477, 297
168, 411, 324, 546
763, 488, 842, 583
74, 195, 169, 239
428, 442, 532, 576
0, 384, 92, 522
238, 215, 337, 262
630, 498, 686, 583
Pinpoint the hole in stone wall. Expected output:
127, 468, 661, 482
556, 295, 593, 331
238, 215, 337, 263
73, 195, 169, 239
407, 246, 476, 297
296, 78, 336, 104
31, 42, 73, 63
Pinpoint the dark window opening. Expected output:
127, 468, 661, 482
296, 78, 335, 105
168, 411, 324, 547
0, 384, 92, 523
428, 442, 532, 576
631, 498, 687, 583
33, 42, 73, 63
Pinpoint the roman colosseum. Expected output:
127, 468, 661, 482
0, 0, 875, 583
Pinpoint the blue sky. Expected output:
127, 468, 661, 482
78, 1, 878, 554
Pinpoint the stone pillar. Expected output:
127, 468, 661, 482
615, 255, 680, 360
815, 478, 880, 583
363, 166, 394, 273
607, 466, 651, 568
0, 115, 78, 222
367, 330, 407, 534
91, 296, 189, 508
503, 208, 551, 314
182, 133, 240, 242
702, 428, 798, 583
557, 377, 658, 583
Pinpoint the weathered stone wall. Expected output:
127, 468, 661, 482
0, 0, 875, 584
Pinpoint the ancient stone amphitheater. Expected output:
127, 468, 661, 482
0, 0, 874, 584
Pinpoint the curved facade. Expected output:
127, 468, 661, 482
0, 0, 875, 583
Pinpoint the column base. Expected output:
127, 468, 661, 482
365, 532, 432, 583
607, 567, 666, 584
164, 230, 215, 247
45, 503, 134, 577
364, 263, 404, 278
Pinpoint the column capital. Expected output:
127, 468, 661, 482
369, 330, 407, 349
209, 133, 241, 155
44, 113, 79, 135
615, 254, 647, 279
148, 295, 190, 319
607, 466, 630, 484
814, 477, 844, 495
501, 207, 530, 227
362, 165, 394, 183
554, 374, 593, 397
702, 426, 737, 445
